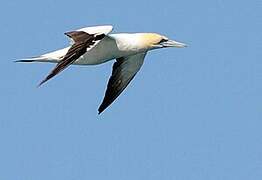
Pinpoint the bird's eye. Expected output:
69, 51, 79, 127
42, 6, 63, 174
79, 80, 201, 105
159, 38, 168, 44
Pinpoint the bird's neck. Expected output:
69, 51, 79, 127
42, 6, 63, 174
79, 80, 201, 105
109, 33, 151, 53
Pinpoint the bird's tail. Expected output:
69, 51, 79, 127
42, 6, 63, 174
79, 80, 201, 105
15, 47, 69, 63
15, 55, 53, 63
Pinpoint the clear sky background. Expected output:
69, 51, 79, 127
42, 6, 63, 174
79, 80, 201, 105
1, 0, 262, 179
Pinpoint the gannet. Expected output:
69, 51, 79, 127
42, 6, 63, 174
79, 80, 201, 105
16, 25, 187, 114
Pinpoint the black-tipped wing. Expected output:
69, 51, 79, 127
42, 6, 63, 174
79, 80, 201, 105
98, 52, 147, 114
38, 31, 106, 86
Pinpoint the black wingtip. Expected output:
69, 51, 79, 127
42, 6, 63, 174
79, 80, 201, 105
37, 75, 52, 87
37, 79, 47, 88
98, 109, 103, 115
37, 82, 43, 88
98, 106, 105, 115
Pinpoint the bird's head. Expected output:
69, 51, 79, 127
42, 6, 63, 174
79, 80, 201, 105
139, 33, 187, 50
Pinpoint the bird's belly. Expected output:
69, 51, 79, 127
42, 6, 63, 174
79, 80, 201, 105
74, 53, 114, 65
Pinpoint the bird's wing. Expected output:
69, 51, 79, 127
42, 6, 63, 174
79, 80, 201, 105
98, 52, 147, 114
38, 25, 113, 86
68, 25, 113, 45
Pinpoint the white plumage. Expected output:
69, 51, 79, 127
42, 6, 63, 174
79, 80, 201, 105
17, 25, 187, 114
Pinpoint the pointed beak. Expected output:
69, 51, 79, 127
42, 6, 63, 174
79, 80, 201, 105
161, 40, 187, 48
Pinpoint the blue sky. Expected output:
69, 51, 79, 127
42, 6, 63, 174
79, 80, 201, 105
1, 0, 262, 179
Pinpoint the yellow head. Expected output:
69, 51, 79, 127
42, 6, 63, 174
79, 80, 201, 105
138, 33, 187, 50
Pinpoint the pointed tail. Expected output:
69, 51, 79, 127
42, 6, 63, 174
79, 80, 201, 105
15, 47, 70, 63
14, 56, 50, 63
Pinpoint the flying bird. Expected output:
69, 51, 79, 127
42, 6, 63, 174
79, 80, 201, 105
16, 25, 187, 114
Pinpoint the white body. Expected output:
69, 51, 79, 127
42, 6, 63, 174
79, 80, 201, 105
18, 25, 187, 114
41, 33, 150, 65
